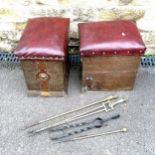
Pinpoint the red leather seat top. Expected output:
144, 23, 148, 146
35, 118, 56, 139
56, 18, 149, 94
79, 20, 146, 57
14, 17, 70, 61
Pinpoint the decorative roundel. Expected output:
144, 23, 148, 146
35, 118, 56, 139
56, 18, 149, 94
37, 72, 49, 81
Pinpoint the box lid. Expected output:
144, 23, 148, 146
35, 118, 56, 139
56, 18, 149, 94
79, 20, 146, 57
14, 17, 70, 61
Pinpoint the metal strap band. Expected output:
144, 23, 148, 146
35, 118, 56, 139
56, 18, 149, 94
36, 61, 50, 96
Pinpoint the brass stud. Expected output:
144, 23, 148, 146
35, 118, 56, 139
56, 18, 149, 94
121, 32, 126, 36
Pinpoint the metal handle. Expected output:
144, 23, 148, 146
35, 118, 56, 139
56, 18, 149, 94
109, 98, 128, 109
53, 127, 128, 144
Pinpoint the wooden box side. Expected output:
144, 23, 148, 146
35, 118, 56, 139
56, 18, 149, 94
81, 56, 141, 91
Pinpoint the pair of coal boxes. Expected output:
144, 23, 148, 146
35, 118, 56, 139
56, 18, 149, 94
14, 17, 146, 96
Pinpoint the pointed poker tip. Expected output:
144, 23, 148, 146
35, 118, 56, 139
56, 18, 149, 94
51, 138, 63, 144
52, 139, 70, 144
24, 123, 39, 130
27, 130, 34, 134
27, 130, 37, 137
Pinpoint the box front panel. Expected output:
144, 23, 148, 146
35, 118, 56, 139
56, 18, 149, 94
82, 56, 141, 90
21, 60, 65, 96
82, 70, 137, 90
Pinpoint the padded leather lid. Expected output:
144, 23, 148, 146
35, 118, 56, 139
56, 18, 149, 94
14, 17, 70, 61
79, 20, 146, 57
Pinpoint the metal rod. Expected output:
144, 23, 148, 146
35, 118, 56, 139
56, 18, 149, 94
69, 98, 127, 121
60, 98, 126, 125
66, 107, 109, 123
53, 128, 128, 144
28, 107, 109, 136
25, 95, 117, 129
60, 102, 109, 122
28, 98, 127, 136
